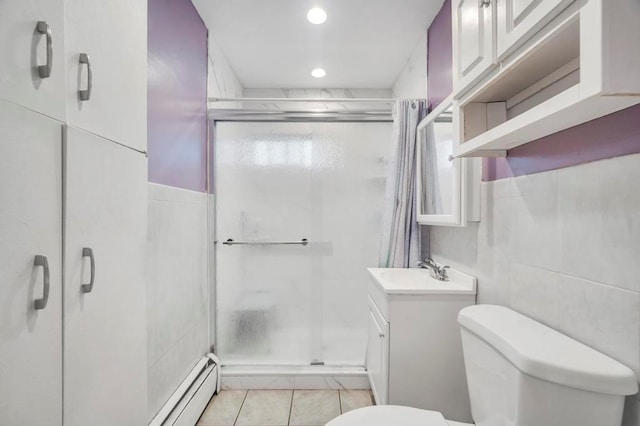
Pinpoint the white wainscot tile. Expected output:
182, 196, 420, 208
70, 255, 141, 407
558, 154, 640, 292
480, 178, 513, 200
476, 195, 511, 305
148, 320, 209, 419
148, 187, 208, 362
557, 274, 640, 379
509, 171, 559, 271
509, 263, 559, 328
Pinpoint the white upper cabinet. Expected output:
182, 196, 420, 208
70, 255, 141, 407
0, 101, 63, 426
496, 0, 574, 59
453, 0, 640, 157
452, 0, 496, 96
64, 0, 147, 152
63, 127, 147, 426
0, 0, 66, 121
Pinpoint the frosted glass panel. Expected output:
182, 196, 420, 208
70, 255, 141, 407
215, 122, 391, 366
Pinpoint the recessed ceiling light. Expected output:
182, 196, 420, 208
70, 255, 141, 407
311, 68, 326, 78
307, 7, 327, 25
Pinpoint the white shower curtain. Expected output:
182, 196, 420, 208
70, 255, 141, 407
379, 99, 428, 268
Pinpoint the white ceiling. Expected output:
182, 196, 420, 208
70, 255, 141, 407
192, 0, 444, 89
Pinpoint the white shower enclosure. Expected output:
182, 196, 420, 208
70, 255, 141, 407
214, 121, 391, 368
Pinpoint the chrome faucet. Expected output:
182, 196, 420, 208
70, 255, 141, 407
417, 257, 450, 281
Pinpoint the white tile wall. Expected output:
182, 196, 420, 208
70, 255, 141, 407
429, 153, 640, 425
147, 183, 209, 419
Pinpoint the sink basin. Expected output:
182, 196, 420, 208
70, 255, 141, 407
368, 267, 476, 295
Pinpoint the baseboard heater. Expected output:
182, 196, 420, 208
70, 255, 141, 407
149, 353, 221, 426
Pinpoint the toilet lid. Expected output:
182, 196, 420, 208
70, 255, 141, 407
326, 405, 448, 426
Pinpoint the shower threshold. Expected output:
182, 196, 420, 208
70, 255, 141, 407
220, 365, 370, 390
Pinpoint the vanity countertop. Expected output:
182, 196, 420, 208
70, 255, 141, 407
367, 267, 477, 295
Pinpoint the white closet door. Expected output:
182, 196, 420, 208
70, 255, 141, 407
0, 101, 63, 426
0, 0, 66, 121
496, 0, 574, 59
64, 127, 147, 426
453, 0, 495, 95
64, 0, 147, 152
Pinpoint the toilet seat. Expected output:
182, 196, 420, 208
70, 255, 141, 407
326, 405, 449, 426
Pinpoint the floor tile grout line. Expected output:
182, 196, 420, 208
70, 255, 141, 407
338, 389, 343, 414
233, 389, 249, 426
287, 389, 295, 426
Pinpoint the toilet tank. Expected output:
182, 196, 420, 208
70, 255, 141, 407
457, 305, 638, 426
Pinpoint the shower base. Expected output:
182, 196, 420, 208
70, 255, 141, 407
220, 365, 370, 390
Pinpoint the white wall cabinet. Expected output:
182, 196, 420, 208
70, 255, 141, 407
496, 0, 574, 59
0, 0, 147, 152
64, 127, 147, 426
0, 0, 66, 121
64, 0, 147, 152
453, 0, 640, 157
0, 0, 149, 423
0, 100, 63, 426
452, 0, 496, 96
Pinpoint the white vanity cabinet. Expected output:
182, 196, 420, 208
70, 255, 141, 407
366, 268, 477, 424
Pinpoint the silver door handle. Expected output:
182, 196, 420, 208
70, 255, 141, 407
79, 53, 92, 101
36, 21, 53, 79
480, 0, 491, 7
33, 255, 50, 310
81, 247, 95, 293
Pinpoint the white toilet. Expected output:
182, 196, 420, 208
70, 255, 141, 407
328, 304, 639, 426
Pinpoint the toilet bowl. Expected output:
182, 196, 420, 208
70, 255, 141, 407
326, 405, 471, 426
327, 305, 638, 426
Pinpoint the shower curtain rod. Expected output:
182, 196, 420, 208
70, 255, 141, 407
208, 97, 396, 104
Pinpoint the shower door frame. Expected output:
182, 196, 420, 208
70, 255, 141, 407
208, 104, 393, 371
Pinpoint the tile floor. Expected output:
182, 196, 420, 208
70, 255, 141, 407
197, 389, 374, 426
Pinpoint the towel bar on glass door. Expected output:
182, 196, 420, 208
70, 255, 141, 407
222, 238, 308, 246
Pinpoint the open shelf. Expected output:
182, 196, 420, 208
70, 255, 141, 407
454, 0, 640, 157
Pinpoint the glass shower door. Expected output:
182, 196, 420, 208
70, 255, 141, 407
215, 121, 390, 367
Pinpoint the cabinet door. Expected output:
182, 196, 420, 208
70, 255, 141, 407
453, 0, 496, 95
0, 101, 63, 425
0, 0, 66, 121
64, 0, 147, 152
64, 127, 147, 426
496, 0, 574, 59
367, 306, 389, 405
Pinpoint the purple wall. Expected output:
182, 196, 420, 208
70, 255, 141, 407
427, 0, 452, 111
148, 0, 208, 193
483, 104, 640, 180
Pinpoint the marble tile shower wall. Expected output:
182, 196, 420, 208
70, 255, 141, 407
241, 88, 393, 111
429, 153, 640, 425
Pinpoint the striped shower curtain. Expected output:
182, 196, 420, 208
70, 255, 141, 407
379, 99, 428, 268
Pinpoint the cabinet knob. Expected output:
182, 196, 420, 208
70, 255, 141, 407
480, 0, 491, 7
379, 332, 385, 339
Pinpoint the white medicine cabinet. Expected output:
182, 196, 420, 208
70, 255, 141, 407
416, 96, 480, 227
